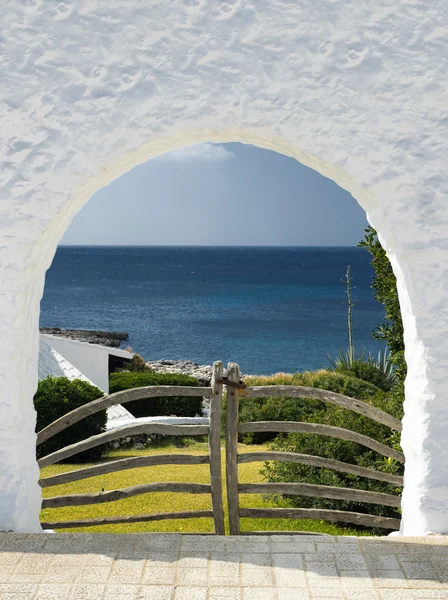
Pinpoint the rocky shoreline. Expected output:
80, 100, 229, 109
40, 327, 129, 348
41, 328, 243, 385
146, 359, 248, 386
145, 359, 214, 386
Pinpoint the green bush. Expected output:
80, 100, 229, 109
109, 371, 201, 418
34, 377, 106, 463
235, 371, 403, 528
235, 370, 386, 444
358, 227, 406, 443
359, 227, 405, 370
336, 360, 394, 392
263, 423, 402, 523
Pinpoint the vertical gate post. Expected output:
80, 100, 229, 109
225, 362, 241, 535
209, 361, 226, 535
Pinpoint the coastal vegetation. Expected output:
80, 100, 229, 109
359, 226, 405, 376
35, 377, 106, 462
329, 347, 396, 391
232, 370, 387, 444
328, 262, 397, 392
358, 226, 406, 417
109, 371, 201, 418
240, 372, 402, 525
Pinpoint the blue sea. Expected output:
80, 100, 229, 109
40, 246, 384, 375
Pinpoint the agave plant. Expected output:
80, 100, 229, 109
327, 347, 367, 370
328, 347, 397, 391
328, 265, 398, 390
368, 348, 397, 387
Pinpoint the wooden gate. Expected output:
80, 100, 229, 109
37, 360, 403, 534
224, 362, 403, 535
38, 362, 226, 534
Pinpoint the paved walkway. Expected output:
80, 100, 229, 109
0, 533, 448, 599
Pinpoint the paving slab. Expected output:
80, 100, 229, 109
0, 533, 447, 599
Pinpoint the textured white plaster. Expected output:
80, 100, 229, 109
0, 0, 447, 533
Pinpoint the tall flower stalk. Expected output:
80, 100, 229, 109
345, 265, 354, 366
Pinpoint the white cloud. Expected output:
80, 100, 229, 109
157, 142, 234, 163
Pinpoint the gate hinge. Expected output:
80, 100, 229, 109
215, 377, 247, 390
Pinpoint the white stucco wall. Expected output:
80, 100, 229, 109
0, 0, 447, 534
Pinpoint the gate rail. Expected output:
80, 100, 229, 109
38, 360, 403, 534
39, 361, 225, 534
225, 362, 403, 535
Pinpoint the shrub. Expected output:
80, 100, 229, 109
235, 370, 386, 444
359, 227, 405, 369
263, 424, 402, 523
122, 351, 153, 372
34, 377, 106, 462
235, 371, 403, 527
328, 348, 397, 392
341, 361, 393, 392
109, 371, 201, 418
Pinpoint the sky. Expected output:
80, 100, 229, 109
61, 142, 368, 246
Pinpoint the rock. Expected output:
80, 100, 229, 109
144, 359, 247, 386
145, 359, 215, 386
40, 327, 129, 348
133, 442, 145, 450
125, 437, 131, 443
112, 442, 120, 449
131, 434, 148, 444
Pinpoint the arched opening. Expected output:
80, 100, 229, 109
1, 0, 446, 546
3, 122, 435, 538
36, 143, 406, 536
35, 133, 399, 373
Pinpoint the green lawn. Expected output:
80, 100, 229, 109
40, 438, 376, 536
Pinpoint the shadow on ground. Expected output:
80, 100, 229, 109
0, 533, 447, 599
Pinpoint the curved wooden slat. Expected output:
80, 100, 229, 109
243, 385, 402, 431
39, 454, 210, 488
38, 424, 209, 468
41, 510, 214, 529
238, 421, 404, 462
237, 452, 403, 486
242, 530, 326, 536
37, 385, 211, 445
42, 482, 212, 508
239, 508, 400, 530
238, 482, 401, 507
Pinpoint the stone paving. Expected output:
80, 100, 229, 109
0, 533, 448, 599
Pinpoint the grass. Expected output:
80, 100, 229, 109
40, 438, 377, 536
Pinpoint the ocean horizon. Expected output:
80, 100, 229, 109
40, 245, 385, 374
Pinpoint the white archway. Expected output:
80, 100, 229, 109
1, 0, 447, 535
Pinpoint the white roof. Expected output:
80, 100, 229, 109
107, 403, 135, 424
106, 415, 209, 431
41, 334, 133, 359
38, 335, 94, 384
38, 334, 135, 426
